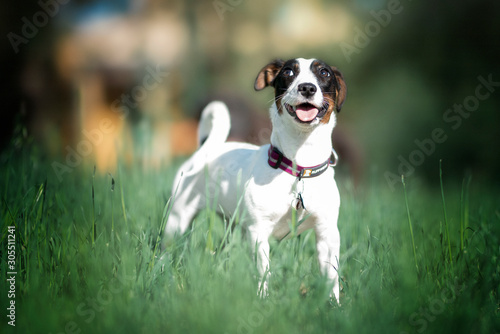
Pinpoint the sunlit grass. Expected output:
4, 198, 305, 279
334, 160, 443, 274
0, 146, 499, 334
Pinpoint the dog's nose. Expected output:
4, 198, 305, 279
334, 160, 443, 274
298, 83, 317, 98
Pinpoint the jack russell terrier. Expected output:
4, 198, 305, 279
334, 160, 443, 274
164, 58, 347, 303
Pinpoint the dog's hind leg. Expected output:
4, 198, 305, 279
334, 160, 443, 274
164, 173, 207, 241
165, 193, 205, 237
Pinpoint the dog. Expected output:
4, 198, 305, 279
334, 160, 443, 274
164, 58, 347, 303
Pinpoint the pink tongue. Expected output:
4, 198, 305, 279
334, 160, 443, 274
295, 105, 319, 122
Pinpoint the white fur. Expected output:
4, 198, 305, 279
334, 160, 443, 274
165, 59, 341, 303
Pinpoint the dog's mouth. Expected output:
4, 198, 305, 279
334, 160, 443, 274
285, 102, 329, 124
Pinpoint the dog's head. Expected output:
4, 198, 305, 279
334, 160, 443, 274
254, 58, 346, 127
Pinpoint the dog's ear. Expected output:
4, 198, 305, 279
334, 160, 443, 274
254, 59, 284, 91
331, 67, 347, 112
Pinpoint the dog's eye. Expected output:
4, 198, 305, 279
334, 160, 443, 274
283, 68, 294, 77
319, 68, 330, 77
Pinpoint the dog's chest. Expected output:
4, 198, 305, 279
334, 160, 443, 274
244, 168, 338, 239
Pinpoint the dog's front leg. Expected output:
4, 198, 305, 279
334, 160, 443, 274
315, 224, 341, 304
248, 225, 272, 297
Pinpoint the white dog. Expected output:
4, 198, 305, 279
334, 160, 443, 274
164, 58, 347, 302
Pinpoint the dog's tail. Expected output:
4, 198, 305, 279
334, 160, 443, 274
173, 101, 230, 179
197, 101, 231, 150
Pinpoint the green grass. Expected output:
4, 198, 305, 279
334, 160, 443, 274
1, 146, 499, 334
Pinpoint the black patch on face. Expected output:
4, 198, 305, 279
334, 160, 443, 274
272, 59, 300, 101
310, 59, 339, 104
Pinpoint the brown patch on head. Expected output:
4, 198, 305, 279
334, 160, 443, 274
275, 96, 284, 114
318, 66, 346, 124
254, 59, 284, 91
319, 96, 336, 124
255, 59, 286, 114
331, 66, 347, 112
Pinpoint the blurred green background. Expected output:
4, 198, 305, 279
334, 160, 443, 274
1, 2, 499, 333
1, 0, 499, 187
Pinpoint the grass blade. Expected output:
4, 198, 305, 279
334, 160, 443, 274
218, 194, 244, 252
91, 165, 96, 246
401, 175, 419, 275
109, 173, 115, 234
118, 165, 128, 228
460, 174, 472, 252
205, 167, 221, 253
439, 160, 453, 269
149, 173, 183, 272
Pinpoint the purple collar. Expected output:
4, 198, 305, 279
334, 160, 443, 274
267, 144, 338, 179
